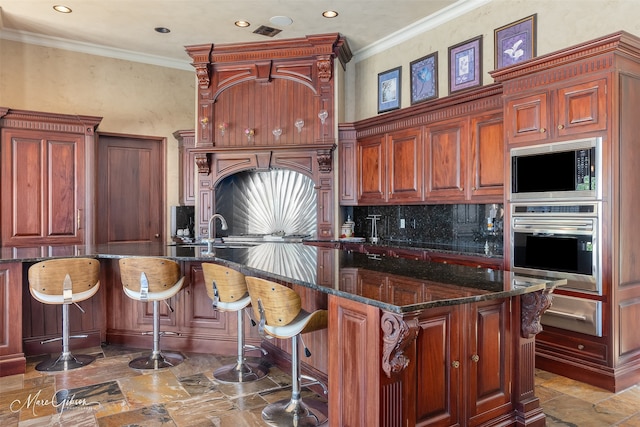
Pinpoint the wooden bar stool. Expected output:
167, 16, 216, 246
28, 258, 100, 371
202, 263, 268, 382
245, 276, 329, 426
119, 257, 185, 370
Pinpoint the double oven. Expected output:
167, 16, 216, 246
509, 137, 603, 336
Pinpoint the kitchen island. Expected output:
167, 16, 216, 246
0, 242, 562, 426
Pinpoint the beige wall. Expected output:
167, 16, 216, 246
346, 0, 640, 121
0, 40, 195, 238
3, 0, 639, 239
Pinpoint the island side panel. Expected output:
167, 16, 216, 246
328, 294, 381, 427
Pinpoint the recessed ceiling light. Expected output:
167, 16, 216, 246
322, 10, 339, 18
154, 27, 171, 34
53, 5, 72, 13
270, 16, 293, 26
235, 20, 251, 28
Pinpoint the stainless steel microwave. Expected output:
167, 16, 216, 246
510, 137, 602, 201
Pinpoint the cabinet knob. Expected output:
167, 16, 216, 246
539, 127, 546, 133
452, 360, 460, 368
577, 344, 585, 350
557, 124, 565, 130
471, 354, 480, 363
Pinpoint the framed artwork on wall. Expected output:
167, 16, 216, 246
378, 66, 402, 113
448, 35, 482, 94
494, 14, 537, 69
410, 52, 438, 104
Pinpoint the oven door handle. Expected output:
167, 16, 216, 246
544, 309, 587, 321
512, 219, 595, 232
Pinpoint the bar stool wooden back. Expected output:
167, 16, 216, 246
119, 257, 185, 370
245, 276, 328, 426
28, 258, 100, 371
201, 263, 268, 382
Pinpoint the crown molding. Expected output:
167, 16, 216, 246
0, 0, 492, 70
353, 0, 493, 63
0, 27, 193, 71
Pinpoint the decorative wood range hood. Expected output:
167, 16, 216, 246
185, 34, 352, 239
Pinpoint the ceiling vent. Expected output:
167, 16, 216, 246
253, 25, 281, 37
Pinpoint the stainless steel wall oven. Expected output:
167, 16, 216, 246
510, 202, 603, 336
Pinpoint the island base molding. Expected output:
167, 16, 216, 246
535, 344, 640, 393
0, 354, 26, 377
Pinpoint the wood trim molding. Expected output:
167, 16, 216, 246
0, 108, 102, 135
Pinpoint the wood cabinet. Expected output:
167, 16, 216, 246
0, 262, 25, 376
493, 31, 640, 392
105, 260, 261, 355
338, 125, 357, 205
329, 272, 518, 427
416, 299, 511, 426
0, 110, 101, 246
424, 118, 467, 201
469, 112, 504, 200
388, 127, 423, 203
504, 77, 607, 145
174, 130, 197, 206
341, 85, 504, 206
357, 134, 386, 203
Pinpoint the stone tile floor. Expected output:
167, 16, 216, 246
0, 344, 638, 426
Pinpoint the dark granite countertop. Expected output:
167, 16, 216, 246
335, 237, 504, 259
0, 242, 559, 314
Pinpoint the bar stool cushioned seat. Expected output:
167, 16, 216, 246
245, 276, 329, 426
28, 258, 100, 371
119, 257, 185, 370
202, 263, 268, 382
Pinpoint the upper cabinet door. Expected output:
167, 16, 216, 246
357, 135, 386, 204
387, 127, 423, 203
505, 92, 550, 144
425, 119, 468, 201
469, 112, 504, 201
1, 129, 85, 246
556, 78, 608, 137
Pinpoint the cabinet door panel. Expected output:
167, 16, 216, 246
182, 263, 226, 331
505, 92, 549, 144
1, 130, 84, 246
469, 113, 504, 200
556, 78, 607, 136
357, 135, 386, 203
339, 140, 357, 205
468, 299, 512, 424
387, 128, 423, 202
425, 120, 467, 201
416, 306, 461, 426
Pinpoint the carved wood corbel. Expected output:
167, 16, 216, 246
317, 148, 333, 172
520, 289, 554, 338
381, 312, 420, 378
194, 152, 210, 174
317, 55, 333, 82
195, 64, 211, 89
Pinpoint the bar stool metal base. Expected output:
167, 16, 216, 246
36, 353, 95, 372
262, 398, 327, 426
129, 351, 184, 370
214, 360, 269, 383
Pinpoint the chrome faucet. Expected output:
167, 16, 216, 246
205, 213, 228, 253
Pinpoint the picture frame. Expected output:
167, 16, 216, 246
494, 14, 537, 69
378, 66, 402, 113
448, 35, 482, 94
410, 52, 438, 104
